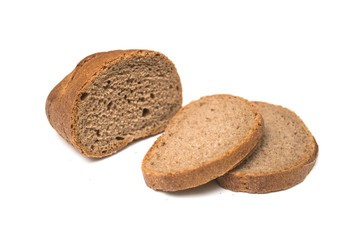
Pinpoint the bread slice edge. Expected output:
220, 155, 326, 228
217, 138, 318, 193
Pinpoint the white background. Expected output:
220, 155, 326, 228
1, 1, 359, 239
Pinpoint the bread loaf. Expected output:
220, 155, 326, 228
46, 50, 182, 158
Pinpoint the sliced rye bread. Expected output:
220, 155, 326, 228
46, 50, 182, 158
217, 101, 318, 193
141, 94, 264, 191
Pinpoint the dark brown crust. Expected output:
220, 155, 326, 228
217, 102, 319, 193
45, 50, 182, 158
141, 95, 264, 192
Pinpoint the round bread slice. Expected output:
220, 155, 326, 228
141, 94, 264, 192
217, 101, 318, 193
46, 50, 182, 158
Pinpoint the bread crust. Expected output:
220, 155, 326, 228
46, 50, 182, 158
141, 95, 264, 192
217, 102, 319, 193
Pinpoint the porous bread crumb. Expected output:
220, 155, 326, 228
75, 54, 181, 156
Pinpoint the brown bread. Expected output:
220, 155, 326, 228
217, 101, 318, 193
142, 95, 263, 191
46, 50, 182, 158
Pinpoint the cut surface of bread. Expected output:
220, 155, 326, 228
142, 95, 263, 192
217, 101, 318, 193
46, 50, 182, 158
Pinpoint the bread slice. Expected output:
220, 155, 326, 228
46, 50, 182, 158
141, 94, 264, 191
217, 101, 318, 193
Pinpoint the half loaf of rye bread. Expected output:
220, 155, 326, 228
217, 101, 318, 193
46, 50, 182, 158
142, 95, 264, 191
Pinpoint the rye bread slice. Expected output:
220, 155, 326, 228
46, 50, 182, 158
141, 95, 263, 191
217, 101, 318, 193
